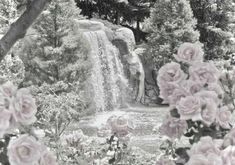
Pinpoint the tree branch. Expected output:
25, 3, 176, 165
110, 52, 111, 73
0, 0, 51, 61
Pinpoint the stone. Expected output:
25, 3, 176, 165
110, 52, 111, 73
115, 28, 136, 52
76, 19, 105, 32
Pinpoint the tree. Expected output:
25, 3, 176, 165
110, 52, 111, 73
190, 0, 235, 60
75, 0, 155, 42
18, 0, 90, 86
144, 0, 200, 70
121, 0, 155, 42
0, 0, 50, 61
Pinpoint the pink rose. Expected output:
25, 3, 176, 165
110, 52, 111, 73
156, 156, 175, 165
0, 81, 17, 98
176, 96, 202, 121
216, 106, 232, 129
7, 135, 42, 165
201, 99, 217, 126
168, 84, 191, 106
174, 42, 204, 65
207, 83, 224, 99
195, 90, 220, 105
159, 115, 187, 139
12, 88, 37, 125
188, 136, 221, 157
0, 83, 16, 113
186, 153, 223, 165
39, 151, 57, 165
221, 146, 235, 165
184, 80, 203, 94
189, 62, 220, 84
159, 83, 177, 104
223, 128, 235, 148
108, 115, 132, 137
157, 62, 186, 87
0, 110, 12, 138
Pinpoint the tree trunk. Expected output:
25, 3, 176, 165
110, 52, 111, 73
115, 11, 120, 25
0, 0, 50, 62
136, 16, 140, 42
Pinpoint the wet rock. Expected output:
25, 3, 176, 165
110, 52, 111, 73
76, 20, 105, 31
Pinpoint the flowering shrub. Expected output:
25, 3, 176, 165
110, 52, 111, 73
157, 42, 235, 164
0, 81, 57, 165
27, 81, 91, 164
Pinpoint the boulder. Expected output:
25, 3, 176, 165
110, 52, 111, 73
76, 19, 105, 32
115, 28, 136, 52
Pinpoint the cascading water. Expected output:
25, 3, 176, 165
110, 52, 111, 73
84, 30, 128, 111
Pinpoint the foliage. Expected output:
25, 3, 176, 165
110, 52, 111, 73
143, 0, 200, 71
18, 0, 91, 86
29, 80, 91, 163
0, 54, 25, 86
190, 0, 235, 60
75, 0, 156, 42
0, 0, 20, 34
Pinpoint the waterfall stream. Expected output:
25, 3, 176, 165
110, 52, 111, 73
84, 30, 128, 111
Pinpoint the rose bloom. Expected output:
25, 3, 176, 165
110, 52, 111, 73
38, 151, 57, 165
174, 42, 203, 65
207, 83, 224, 99
216, 106, 232, 129
189, 62, 220, 85
157, 62, 186, 87
0, 109, 12, 138
188, 136, 221, 157
0, 82, 15, 113
12, 88, 37, 125
221, 146, 235, 165
159, 115, 187, 139
176, 95, 202, 121
156, 156, 175, 165
168, 84, 191, 106
184, 80, 203, 94
159, 82, 177, 104
223, 128, 235, 148
186, 153, 223, 165
7, 135, 42, 165
0, 81, 17, 98
108, 115, 132, 137
201, 99, 217, 126
195, 90, 220, 105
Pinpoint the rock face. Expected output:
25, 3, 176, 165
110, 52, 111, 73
115, 28, 136, 52
113, 28, 145, 103
76, 20, 105, 31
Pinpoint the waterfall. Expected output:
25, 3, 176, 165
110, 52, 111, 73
84, 30, 128, 111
